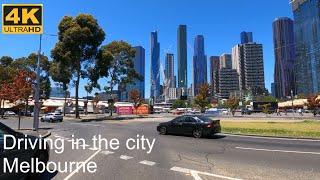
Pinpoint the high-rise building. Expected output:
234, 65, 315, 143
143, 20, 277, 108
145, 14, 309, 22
193, 35, 207, 96
220, 53, 232, 69
273, 17, 295, 99
240, 31, 253, 44
232, 42, 265, 91
126, 46, 145, 100
177, 25, 188, 91
210, 56, 220, 96
243, 43, 265, 90
218, 54, 239, 99
165, 53, 175, 88
150, 31, 160, 99
232, 44, 245, 90
292, 0, 320, 94
219, 68, 239, 99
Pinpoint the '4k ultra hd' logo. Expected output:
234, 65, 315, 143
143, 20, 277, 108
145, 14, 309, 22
2, 4, 43, 34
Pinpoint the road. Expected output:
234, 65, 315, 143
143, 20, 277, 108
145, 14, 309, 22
1, 116, 320, 180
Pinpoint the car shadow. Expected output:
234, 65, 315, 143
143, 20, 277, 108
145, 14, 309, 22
164, 133, 226, 140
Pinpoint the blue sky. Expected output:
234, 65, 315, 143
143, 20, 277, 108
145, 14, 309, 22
0, 0, 293, 98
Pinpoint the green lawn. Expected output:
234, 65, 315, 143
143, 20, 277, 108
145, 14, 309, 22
221, 120, 320, 139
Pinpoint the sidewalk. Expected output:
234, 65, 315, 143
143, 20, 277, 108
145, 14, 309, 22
17, 128, 51, 138
63, 113, 172, 122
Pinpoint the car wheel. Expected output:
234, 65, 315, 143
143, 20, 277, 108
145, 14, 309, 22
40, 118, 44, 122
50, 118, 53, 123
193, 129, 202, 138
159, 127, 167, 135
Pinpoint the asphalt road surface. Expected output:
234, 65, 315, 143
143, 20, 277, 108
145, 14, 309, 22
1, 117, 320, 180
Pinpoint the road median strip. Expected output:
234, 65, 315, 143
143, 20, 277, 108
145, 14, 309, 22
221, 120, 320, 139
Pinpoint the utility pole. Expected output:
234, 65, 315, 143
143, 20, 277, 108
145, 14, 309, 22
33, 34, 42, 131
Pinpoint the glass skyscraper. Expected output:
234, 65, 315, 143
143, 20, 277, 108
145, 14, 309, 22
273, 17, 295, 98
177, 25, 188, 91
165, 53, 175, 88
126, 46, 145, 99
193, 35, 207, 96
150, 31, 160, 99
240, 31, 253, 44
210, 56, 220, 96
292, 0, 320, 94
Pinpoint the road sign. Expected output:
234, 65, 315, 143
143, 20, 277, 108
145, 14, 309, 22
2, 4, 43, 34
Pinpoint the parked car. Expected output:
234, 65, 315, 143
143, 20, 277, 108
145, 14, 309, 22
241, 108, 252, 115
0, 122, 49, 179
4, 111, 16, 117
157, 115, 221, 138
40, 113, 63, 122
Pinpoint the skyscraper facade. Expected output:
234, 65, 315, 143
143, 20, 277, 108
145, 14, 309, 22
273, 17, 295, 98
218, 53, 239, 99
126, 46, 145, 99
150, 31, 160, 99
243, 43, 265, 90
292, 0, 320, 94
193, 35, 207, 96
219, 53, 232, 69
165, 53, 175, 88
232, 42, 265, 92
210, 56, 220, 96
177, 25, 188, 91
219, 68, 239, 99
232, 44, 245, 90
240, 31, 253, 44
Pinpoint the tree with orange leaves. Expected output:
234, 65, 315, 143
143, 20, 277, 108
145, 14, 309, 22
11, 70, 35, 113
306, 94, 320, 117
129, 89, 142, 115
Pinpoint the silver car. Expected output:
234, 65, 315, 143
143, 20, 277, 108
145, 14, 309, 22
40, 113, 63, 122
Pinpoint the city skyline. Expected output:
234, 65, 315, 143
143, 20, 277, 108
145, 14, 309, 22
0, 0, 294, 98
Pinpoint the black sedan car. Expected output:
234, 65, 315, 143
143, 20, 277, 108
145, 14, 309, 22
157, 115, 221, 138
0, 122, 49, 180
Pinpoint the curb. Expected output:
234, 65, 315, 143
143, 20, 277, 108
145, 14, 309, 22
220, 133, 320, 141
41, 131, 51, 138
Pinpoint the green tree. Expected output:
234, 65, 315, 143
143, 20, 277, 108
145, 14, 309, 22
13, 54, 52, 99
194, 83, 211, 113
260, 103, 271, 117
94, 41, 142, 116
256, 95, 278, 103
50, 61, 72, 116
172, 99, 187, 109
51, 14, 105, 118
0, 56, 13, 67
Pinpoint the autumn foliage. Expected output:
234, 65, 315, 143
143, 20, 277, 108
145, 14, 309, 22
0, 70, 34, 103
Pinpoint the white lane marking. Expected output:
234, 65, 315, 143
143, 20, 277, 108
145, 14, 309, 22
221, 133, 320, 142
170, 166, 242, 180
101, 150, 114, 155
139, 160, 156, 166
191, 171, 202, 180
69, 123, 101, 127
235, 146, 320, 155
120, 155, 133, 160
64, 149, 101, 180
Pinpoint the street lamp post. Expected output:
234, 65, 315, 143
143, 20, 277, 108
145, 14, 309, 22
291, 89, 295, 118
33, 34, 42, 131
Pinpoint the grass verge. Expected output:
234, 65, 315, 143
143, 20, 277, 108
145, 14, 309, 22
221, 120, 320, 139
